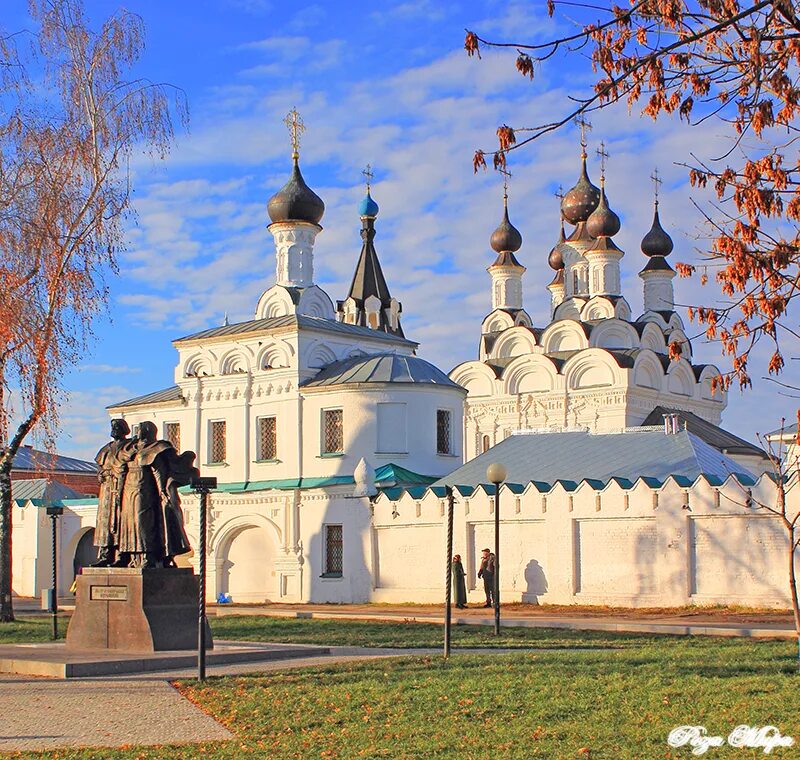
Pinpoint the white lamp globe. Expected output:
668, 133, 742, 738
486, 462, 507, 485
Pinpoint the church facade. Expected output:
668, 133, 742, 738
15, 122, 795, 609
450, 147, 734, 465
101, 138, 465, 603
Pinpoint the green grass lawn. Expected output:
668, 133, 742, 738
210, 614, 646, 649
2, 616, 799, 759
0, 616, 64, 643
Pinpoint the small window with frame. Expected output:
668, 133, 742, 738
209, 420, 226, 464
257, 416, 277, 461
323, 524, 343, 577
437, 409, 452, 455
322, 408, 344, 455
164, 422, 180, 450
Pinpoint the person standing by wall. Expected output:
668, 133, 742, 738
477, 548, 495, 608
452, 554, 467, 609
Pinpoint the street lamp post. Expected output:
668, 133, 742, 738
444, 486, 455, 659
191, 475, 217, 681
486, 463, 506, 636
45, 504, 64, 640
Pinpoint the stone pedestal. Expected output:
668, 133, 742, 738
66, 567, 213, 652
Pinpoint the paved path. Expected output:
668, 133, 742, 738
0, 673, 232, 753
0, 646, 465, 754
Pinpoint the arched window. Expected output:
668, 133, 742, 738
482, 435, 490, 453
573, 270, 580, 294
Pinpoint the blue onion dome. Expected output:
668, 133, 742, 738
490, 203, 523, 253
358, 189, 379, 218
561, 154, 601, 225
548, 220, 566, 270
586, 185, 621, 238
268, 157, 325, 225
641, 204, 674, 257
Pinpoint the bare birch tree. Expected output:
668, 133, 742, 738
0, 0, 185, 622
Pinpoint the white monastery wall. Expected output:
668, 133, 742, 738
19, 460, 794, 610
11, 501, 96, 598
370, 473, 796, 608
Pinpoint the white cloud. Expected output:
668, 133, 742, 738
78, 364, 142, 374
68, 2, 790, 458
56, 385, 136, 461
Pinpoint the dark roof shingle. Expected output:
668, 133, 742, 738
436, 429, 754, 488
174, 314, 416, 346
641, 406, 767, 459
108, 385, 184, 410
9, 447, 97, 474
302, 354, 462, 389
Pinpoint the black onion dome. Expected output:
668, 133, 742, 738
268, 157, 325, 225
490, 204, 523, 253
548, 222, 566, 270
586, 186, 621, 238
561, 156, 601, 224
641, 205, 674, 257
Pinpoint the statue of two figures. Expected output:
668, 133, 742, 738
93, 419, 199, 569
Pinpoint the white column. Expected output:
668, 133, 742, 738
641, 269, 676, 311
269, 221, 321, 288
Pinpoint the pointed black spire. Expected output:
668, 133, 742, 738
339, 188, 403, 336
641, 203, 674, 257
490, 196, 523, 255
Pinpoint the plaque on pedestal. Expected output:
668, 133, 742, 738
66, 568, 213, 652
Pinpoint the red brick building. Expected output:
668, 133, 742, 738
9, 445, 99, 496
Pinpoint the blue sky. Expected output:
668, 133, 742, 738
5, 0, 789, 458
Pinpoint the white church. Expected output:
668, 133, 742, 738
11, 119, 797, 609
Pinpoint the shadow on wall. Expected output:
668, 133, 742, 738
305, 393, 374, 603
306, 494, 372, 603
522, 559, 548, 603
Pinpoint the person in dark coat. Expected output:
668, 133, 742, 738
477, 548, 496, 607
451, 554, 467, 609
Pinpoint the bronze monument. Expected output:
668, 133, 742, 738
93, 419, 195, 569
69, 420, 209, 652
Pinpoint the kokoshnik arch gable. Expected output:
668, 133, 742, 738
12, 114, 794, 608
451, 140, 741, 463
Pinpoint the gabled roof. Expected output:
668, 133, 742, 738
173, 462, 438, 495
302, 353, 462, 390
174, 314, 416, 347
373, 463, 439, 487
12, 478, 86, 504
641, 406, 767, 459
435, 429, 754, 488
8, 446, 97, 474
108, 385, 184, 410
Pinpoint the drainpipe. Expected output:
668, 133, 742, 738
243, 372, 252, 484
194, 376, 202, 455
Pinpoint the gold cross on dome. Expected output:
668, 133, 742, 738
362, 163, 374, 191
574, 114, 592, 152
499, 166, 512, 202
283, 107, 305, 159
596, 141, 610, 182
651, 167, 662, 204
554, 184, 564, 201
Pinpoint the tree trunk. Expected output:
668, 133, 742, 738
0, 459, 14, 622
0, 414, 38, 623
788, 526, 800, 672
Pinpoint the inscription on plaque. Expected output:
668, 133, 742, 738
90, 585, 128, 601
